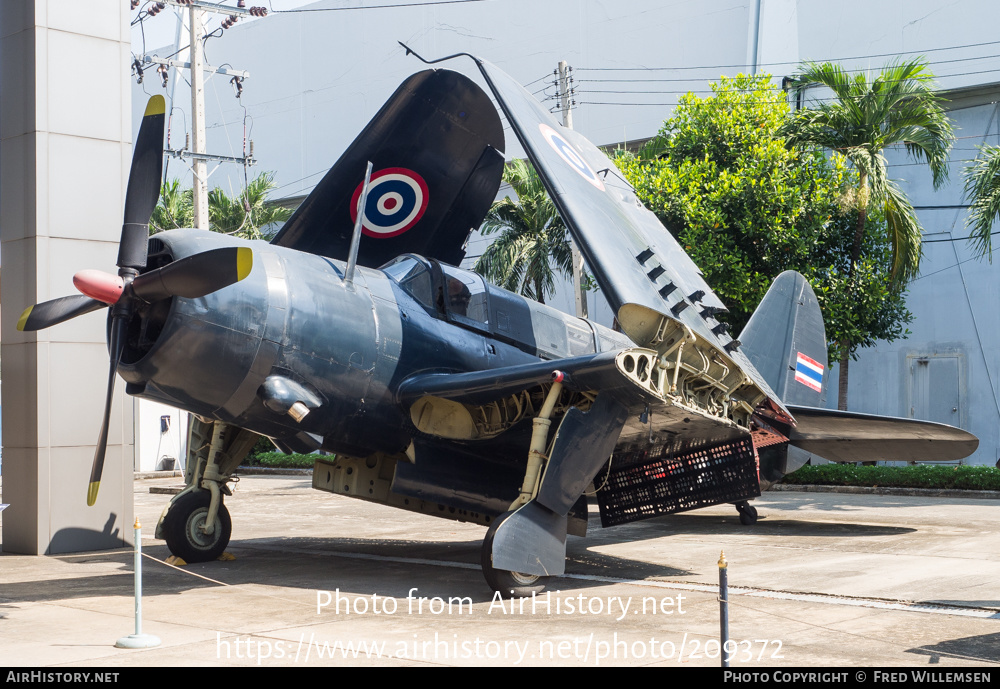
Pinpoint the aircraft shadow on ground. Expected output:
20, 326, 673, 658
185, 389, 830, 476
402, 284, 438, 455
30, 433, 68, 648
907, 632, 1000, 664
0, 532, 695, 604
1, 506, 919, 607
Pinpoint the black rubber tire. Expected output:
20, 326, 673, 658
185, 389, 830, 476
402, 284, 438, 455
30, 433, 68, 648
480, 511, 549, 597
162, 490, 232, 563
737, 503, 758, 526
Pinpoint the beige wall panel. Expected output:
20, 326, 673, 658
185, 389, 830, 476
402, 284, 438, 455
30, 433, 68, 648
0, 135, 36, 242
47, 445, 131, 552
47, 134, 124, 241
45, 342, 128, 448
1, 344, 40, 449
0, 448, 45, 553
46, 30, 122, 141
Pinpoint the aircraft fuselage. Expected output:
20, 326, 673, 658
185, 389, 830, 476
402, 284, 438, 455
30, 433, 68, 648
118, 229, 628, 459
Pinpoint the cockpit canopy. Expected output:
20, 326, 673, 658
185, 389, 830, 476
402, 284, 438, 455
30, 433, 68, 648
381, 255, 631, 360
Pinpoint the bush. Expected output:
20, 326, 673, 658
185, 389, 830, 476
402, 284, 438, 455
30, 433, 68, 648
781, 464, 1000, 491
244, 451, 319, 469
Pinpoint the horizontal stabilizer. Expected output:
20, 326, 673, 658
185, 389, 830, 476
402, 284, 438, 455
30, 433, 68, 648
786, 405, 979, 464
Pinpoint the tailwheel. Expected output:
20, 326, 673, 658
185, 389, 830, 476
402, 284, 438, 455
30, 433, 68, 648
162, 490, 232, 562
480, 511, 549, 597
735, 500, 758, 526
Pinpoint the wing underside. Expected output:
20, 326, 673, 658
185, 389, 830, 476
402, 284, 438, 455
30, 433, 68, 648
399, 347, 761, 547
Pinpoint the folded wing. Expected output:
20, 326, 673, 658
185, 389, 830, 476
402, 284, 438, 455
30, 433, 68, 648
272, 69, 505, 268
473, 60, 789, 422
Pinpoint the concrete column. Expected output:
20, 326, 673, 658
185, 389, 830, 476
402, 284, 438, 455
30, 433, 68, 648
1, 0, 134, 554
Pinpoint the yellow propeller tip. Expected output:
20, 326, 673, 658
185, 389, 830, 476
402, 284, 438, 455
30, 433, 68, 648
144, 95, 166, 118
86, 482, 100, 507
236, 247, 253, 282
16, 306, 32, 332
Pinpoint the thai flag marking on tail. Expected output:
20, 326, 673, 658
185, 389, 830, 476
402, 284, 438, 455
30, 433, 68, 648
794, 352, 824, 392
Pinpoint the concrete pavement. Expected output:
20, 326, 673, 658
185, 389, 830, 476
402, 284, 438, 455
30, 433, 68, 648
0, 476, 997, 667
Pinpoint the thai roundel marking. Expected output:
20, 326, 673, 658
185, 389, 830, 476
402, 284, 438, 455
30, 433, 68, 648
350, 167, 430, 238
538, 123, 606, 191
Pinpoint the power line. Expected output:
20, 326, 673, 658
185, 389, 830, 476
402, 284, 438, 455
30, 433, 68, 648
577, 51, 1000, 84
276, 0, 487, 12
570, 66, 1000, 100
576, 38, 1000, 72
923, 230, 1000, 244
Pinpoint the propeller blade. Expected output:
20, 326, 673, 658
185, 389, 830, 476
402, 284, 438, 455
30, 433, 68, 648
131, 247, 254, 302
17, 295, 107, 332
88, 315, 127, 507
117, 95, 166, 272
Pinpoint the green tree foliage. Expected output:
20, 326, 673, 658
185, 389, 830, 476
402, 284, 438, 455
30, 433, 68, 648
616, 73, 912, 367
778, 59, 953, 409
474, 159, 576, 305
962, 143, 1000, 261
150, 178, 193, 233
150, 171, 292, 240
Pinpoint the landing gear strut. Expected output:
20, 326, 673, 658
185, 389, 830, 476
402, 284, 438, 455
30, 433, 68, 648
735, 500, 758, 525
156, 416, 260, 562
480, 511, 549, 597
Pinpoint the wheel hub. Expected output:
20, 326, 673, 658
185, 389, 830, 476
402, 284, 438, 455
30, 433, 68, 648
186, 508, 220, 549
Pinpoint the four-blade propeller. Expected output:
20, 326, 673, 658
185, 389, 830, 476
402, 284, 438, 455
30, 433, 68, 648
16, 95, 254, 506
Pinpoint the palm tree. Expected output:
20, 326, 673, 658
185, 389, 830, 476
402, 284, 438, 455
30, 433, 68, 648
150, 178, 193, 234
474, 159, 573, 305
779, 58, 954, 410
150, 171, 292, 240
209, 171, 292, 240
962, 144, 1000, 261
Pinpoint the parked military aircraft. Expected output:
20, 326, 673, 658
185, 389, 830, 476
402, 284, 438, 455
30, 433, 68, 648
20, 52, 978, 596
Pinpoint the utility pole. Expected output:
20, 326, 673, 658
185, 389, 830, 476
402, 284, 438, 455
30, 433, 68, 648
189, 5, 208, 229
557, 60, 587, 319
137, 1, 264, 229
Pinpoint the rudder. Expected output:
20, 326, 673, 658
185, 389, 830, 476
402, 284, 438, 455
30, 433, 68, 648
739, 271, 827, 407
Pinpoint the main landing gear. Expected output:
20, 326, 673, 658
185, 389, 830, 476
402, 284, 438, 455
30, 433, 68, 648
156, 417, 259, 562
480, 511, 549, 597
735, 500, 758, 525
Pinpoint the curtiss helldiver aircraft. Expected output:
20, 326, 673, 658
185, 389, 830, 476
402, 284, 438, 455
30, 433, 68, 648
19, 50, 978, 596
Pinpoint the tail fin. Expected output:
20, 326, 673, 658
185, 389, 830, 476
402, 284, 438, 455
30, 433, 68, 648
739, 271, 827, 408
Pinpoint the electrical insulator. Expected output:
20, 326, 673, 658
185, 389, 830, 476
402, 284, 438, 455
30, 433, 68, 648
147, 2, 166, 16
157, 63, 169, 88
249, 7, 268, 16
237, 0, 246, 6
132, 58, 144, 84
222, 15, 238, 29
130, 0, 140, 9
231, 75, 244, 99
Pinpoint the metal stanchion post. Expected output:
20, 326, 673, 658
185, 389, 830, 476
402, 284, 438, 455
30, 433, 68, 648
116, 519, 161, 649
719, 550, 730, 667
